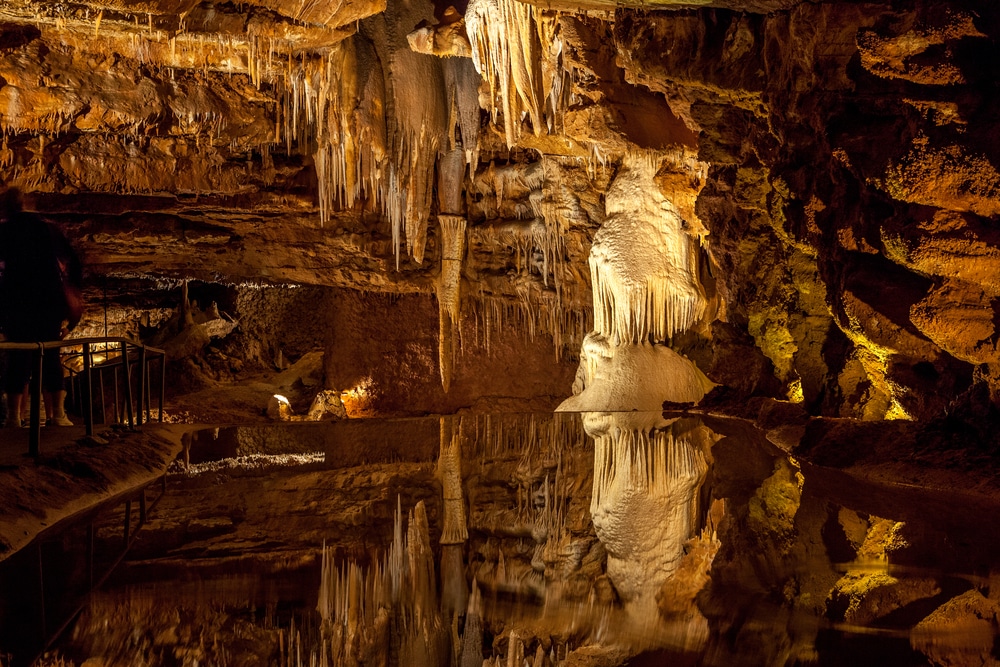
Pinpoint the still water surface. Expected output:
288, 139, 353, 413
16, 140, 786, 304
4, 412, 1000, 666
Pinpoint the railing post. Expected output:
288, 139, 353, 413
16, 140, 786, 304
86, 522, 95, 589
82, 343, 94, 437
137, 346, 146, 427
120, 342, 134, 429
158, 355, 165, 423
123, 500, 132, 545
113, 365, 120, 425
28, 343, 43, 458
99, 367, 107, 425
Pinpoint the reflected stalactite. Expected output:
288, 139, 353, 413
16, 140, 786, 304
587, 413, 720, 651
34, 413, 1000, 667
438, 416, 469, 545
460, 581, 484, 667
317, 498, 450, 666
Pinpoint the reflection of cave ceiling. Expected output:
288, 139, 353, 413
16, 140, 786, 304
2, 0, 1000, 418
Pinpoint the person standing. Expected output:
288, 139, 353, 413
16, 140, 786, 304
0, 187, 83, 427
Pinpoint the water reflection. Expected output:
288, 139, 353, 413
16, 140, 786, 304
5, 412, 1000, 666
587, 413, 717, 651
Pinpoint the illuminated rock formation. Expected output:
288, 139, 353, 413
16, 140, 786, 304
587, 414, 716, 646
559, 151, 714, 411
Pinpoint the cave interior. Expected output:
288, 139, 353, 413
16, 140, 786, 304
2, 0, 1000, 664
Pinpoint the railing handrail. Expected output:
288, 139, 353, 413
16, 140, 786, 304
0, 336, 165, 356
1, 336, 166, 457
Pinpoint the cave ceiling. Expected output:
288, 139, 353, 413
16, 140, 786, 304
2, 0, 1000, 417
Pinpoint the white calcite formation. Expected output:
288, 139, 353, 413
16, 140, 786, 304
560, 333, 714, 411
559, 150, 713, 411
591, 151, 707, 346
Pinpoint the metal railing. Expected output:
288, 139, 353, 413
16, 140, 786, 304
0, 337, 165, 457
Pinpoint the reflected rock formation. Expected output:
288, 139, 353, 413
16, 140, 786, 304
586, 412, 720, 651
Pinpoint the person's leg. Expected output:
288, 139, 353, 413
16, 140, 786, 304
4, 350, 29, 428
5, 391, 21, 428
42, 343, 71, 426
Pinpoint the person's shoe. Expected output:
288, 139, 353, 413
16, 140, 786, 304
46, 415, 74, 427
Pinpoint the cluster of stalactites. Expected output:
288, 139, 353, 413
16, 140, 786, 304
307, 42, 389, 228
465, 0, 567, 147
589, 151, 708, 345
281, 31, 448, 267
469, 160, 566, 290
467, 289, 590, 361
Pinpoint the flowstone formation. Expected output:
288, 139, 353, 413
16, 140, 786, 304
559, 151, 715, 411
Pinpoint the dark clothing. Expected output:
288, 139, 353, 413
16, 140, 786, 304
0, 211, 83, 394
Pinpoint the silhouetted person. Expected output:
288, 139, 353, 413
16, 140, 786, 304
0, 188, 83, 427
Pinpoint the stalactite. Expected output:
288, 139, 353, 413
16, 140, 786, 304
438, 214, 467, 391
366, 0, 448, 266
468, 291, 590, 362
443, 57, 482, 169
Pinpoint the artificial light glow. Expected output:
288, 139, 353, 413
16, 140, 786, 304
339, 380, 373, 417
273, 394, 290, 405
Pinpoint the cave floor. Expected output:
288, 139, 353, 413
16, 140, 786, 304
0, 425, 85, 467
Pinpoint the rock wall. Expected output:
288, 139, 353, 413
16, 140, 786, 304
323, 288, 578, 415
616, 3, 1000, 418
